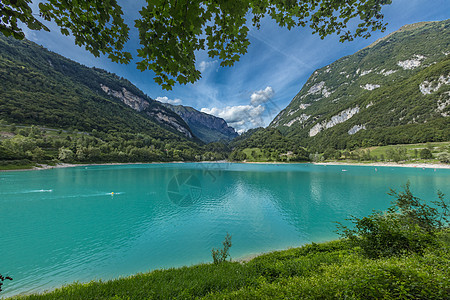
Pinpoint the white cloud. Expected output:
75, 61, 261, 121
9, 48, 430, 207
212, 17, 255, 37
250, 86, 274, 106
155, 96, 182, 105
22, 27, 40, 42
198, 60, 218, 72
201, 86, 279, 133
201, 105, 266, 133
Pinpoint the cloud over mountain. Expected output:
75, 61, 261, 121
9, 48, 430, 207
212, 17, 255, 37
250, 86, 274, 106
156, 96, 182, 105
201, 86, 276, 133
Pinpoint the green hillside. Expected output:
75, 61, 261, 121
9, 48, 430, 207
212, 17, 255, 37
0, 35, 194, 139
262, 20, 449, 152
0, 35, 231, 165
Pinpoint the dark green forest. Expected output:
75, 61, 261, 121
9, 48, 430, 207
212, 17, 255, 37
0, 35, 230, 167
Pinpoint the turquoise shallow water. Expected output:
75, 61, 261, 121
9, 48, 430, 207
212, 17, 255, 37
0, 163, 449, 297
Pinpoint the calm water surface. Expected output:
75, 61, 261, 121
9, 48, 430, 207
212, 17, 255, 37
1, 163, 449, 297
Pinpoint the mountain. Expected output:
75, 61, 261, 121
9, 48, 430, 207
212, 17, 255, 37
0, 35, 236, 164
0, 34, 197, 141
268, 20, 450, 151
160, 103, 238, 143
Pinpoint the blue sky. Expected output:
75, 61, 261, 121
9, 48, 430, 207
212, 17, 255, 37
22, 0, 450, 133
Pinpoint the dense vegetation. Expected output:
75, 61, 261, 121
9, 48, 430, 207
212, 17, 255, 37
230, 132, 450, 164
337, 182, 449, 258
311, 141, 450, 163
0, 123, 230, 169
2, 22, 450, 167
6, 186, 449, 299
229, 128, 310, 162
0, 34, 192, 137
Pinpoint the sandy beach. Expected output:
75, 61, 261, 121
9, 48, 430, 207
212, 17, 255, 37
241, 160, 450, 169
313, 161, 450, 169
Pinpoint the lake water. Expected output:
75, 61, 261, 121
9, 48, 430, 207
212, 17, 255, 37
1, 163, 449, 297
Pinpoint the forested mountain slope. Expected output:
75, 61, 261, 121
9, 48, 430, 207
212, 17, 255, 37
269, 20, 450, 151
0, 35, 195, 141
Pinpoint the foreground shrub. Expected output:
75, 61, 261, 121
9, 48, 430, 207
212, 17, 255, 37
337, 182, 449, 258
211, 233, 232, 264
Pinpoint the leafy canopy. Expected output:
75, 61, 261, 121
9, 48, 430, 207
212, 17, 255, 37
1, 0, 392, 90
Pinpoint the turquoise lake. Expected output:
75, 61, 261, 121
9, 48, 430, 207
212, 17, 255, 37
1, 163, 449, 297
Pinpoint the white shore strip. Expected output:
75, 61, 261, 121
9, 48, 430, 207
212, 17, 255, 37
314, 161, 450, 169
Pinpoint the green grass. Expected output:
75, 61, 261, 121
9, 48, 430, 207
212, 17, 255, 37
317, 141, 450, 164
241, 148, 270, 162
363, 141, 450, 160
0, 164, 34, 170
0, 159, 35, 170
7, 234, 449, 299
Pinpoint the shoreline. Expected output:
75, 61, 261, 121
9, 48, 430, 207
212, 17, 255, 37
0, 161, 190, 172
1, 160, 449, 172
241, 160, 450, 169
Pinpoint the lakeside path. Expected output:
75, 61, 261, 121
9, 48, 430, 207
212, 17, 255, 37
240, 160, 450, 169
314, 161, 450, 169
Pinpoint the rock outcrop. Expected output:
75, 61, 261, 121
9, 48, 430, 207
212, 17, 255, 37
100, 84, 193, 138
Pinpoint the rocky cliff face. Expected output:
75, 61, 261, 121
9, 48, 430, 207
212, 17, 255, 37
161, 104, 238, 143
269, 19, 450, 149
99, 84, 193, 138
100, 84, 150, 112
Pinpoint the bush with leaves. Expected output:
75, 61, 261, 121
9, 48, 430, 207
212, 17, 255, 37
438, 153, 450, 164
211, 233, 232, 264
420, 148, 433, 159
337, 182, 449, 258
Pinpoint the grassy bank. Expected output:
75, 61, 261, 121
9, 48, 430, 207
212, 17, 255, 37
0, 160, 35, 170
237, 141, 450, 165
7, 232, 449, 299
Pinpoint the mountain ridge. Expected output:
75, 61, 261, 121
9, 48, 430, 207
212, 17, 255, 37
0, 34, 198, 141
268, 19, 449, 151
0, 34, 239, 145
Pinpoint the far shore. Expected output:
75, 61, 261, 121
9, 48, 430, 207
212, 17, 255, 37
1, 160, 449, 172
0, 161, 184, 172
0, 161, 230, 172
